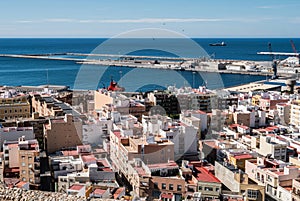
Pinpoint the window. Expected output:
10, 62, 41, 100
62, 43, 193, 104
198, 186, 202, 191
247, 189, 258, 199
22, 177, 26, 182
22, 156, 25, 160
204, 187, 213, 191
216, 188, 220, 192
154, 182, 158, 189
169, 184, 173, 190
29, 178, 33, 183
21, 162, 25, 167
28, 164, 32, 168
162, 183, 166, 190
22, 170, 26, 174
267, 175, 272, 182
177, 185, 182, 191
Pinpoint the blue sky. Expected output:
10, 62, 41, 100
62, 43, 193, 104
1, 0, 300, 38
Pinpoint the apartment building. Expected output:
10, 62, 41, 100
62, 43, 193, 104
2, 137, 40, 190
32, 94, 81, 117
0, 126, 34, 151
292, 178, 300, 201
148, 161, 186, 201
94, 90, 147, 120
245, 157, 300, 200
276, 103, 291, 125
290, 101, 300, 128
215, 161, 265, 201
192, 163, 222, 200
169, 86, 218, 113
110, 130, 174, 177
18, 137, 40, 189
254, 135, 287, 161
148, 91, 180, 115
127, 158, 151, 198
180, 110, 206, 132
44, 114, 82, 153
0, 91, 30, 121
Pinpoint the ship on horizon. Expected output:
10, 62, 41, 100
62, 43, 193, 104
209, 41, 226, 46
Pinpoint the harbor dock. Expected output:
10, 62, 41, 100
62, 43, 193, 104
0, 53, 298, 78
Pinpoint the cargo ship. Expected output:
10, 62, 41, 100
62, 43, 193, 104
209, 42, 226, 46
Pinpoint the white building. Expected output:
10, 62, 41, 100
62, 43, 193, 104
290, 101, 300, 128
82, 117, 112, 146
160, 121, 198, 159
180, 110, 207, 132
256, 135, 287, 161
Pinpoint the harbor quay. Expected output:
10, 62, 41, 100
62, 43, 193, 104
0, 53, 299, 77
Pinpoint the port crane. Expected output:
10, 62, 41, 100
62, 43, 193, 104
268, 42, 278, 79
290, 40, 300, 66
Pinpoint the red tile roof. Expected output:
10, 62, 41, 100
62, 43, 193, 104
233, 154, 253, 160
195, 167, 221, 183
102, 168, 112, 172
266, 126, 279, 131
69, 184, 85, 191
93, 188, 106, 195
161, 193, 173, 199
147, 161, 178, 169
62, 150, 78, 157
15, 181, 28, 188
203, 141, 220, 149
81, 154, 96, 163
113, 187, 125, 199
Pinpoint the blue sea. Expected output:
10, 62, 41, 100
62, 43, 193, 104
0, 38, 298, 91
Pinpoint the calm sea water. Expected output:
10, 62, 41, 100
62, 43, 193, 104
0, 38, 298, 91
